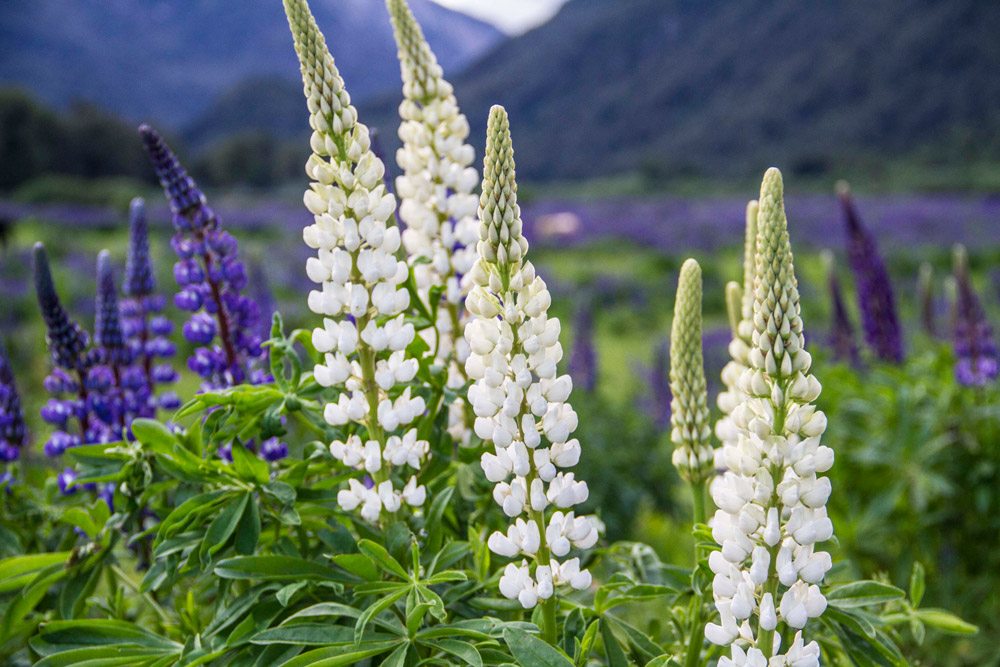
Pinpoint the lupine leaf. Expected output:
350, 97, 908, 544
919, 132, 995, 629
502, 627, 574, 667
827, 581, 905, 608
214, 556, 347, 582
357, 539, 409, 579
0, 552, 70, 593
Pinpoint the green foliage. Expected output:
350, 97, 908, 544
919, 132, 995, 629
819, 344, 1000, 664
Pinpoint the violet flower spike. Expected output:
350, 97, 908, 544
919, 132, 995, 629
568, 304, 597, 393
838, 183, 904, 363
121, 197, 179, 414
952, 245, 998, 387
0, 341, 28, 464
821, 250, 860, 366
34, 243, 93, 455
138, 124, 264, 388
651, 338, 672, 430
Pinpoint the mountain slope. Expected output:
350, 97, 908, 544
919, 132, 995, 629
0, 0, 502, 127
363, 0, 1000, 181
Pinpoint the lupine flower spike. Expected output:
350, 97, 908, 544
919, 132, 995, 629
93, 250, 132, 433
34, 243, 92, 457
0, 341, 27, 466
707, 168, 833, 666
121, 198, 179, 415
388, 0, 479, 445
568, 304, 597, 393
139, 125, 265, 388
821, 250, 860, 366
917, 262, 936, 337
951, 244, 998, 386
285, 0, 428, 522
650, 338, 672, 430
35, 244, 113, 496
669, 259, 714, 494
466, 106, 598, 624
838, 182, 904, 363
725, 281, 742, 339
716, 201, 757, 460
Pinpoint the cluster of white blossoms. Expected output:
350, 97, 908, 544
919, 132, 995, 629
715, 201, 759, 463
387, 0, 479, 445
285, 0, 428, 521
706, 169, 834, 667
465, 106, 599, 609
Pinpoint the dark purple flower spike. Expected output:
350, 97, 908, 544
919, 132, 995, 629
139, 124, 265, 388
0, 341, 28, 464
568, 304, 597, 393
838, 182, 904, 364
821, 250, 860, 366
951, 245, 998, 387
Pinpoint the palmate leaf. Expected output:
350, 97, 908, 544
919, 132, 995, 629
0, 551, 70, 594
30, 619, 182, 665
250, 624, 394, 646
214, 556, 351, 583
274, 639, 403, 667
502, 627, 574, 667
827, 580, 905, 608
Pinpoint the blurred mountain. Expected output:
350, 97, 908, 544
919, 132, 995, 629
0, 0, 502, 127
363, 0, 1000, 181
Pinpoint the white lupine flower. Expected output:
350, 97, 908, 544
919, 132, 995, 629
467, 106, 598, 610
707, 169, 832, 664
387, 0, 479, 446
285, 0, 431, 523
715, 201, 759, 468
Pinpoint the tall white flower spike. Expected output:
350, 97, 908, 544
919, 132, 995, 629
464, 106, 599, 617
707, 168, 834, 666
716, 200, 758, 462
387, 0, 479, 445
285, 0, 428, 522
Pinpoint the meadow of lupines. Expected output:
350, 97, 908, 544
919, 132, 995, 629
0, 0, 996, 665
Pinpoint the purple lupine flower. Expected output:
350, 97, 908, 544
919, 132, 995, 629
650, 338, 672, 430
139, 124, 265, 388
57, 467, 78, 495
952, 245, 998, 387
822, 251, 860, 366
568, 305, 597, 392
838, 184, 904, 363
34, 243, 97, 452
917, 263, 937, 338
260, 437, 288, 462
0, 342, 28, 463
122, 198, 180, 413
34, 243, 90, 373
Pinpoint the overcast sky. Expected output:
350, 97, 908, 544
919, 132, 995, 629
430, 0, 569, 34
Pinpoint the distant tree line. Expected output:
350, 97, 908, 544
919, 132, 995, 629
0, 88, 305, 193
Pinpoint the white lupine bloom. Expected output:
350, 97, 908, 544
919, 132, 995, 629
286, 0, 429, 522
707, 169, 833, 666
387, 0, 479, 446
465, 106, 599, 610
716, 201, 759, 467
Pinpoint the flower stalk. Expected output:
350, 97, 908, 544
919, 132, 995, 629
467, 107, 598, 644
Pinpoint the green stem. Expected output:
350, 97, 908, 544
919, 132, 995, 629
684, 479, 708, 667
691, 479, 707, 526
684, 599, 705, 667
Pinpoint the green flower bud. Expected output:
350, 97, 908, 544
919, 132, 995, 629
477, 106, 528, 284
741, 200, 759, 324
387, 0, 445, 103
725, 281, 742, 338
751, 168, 807, 382
669, 258, 714, 483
